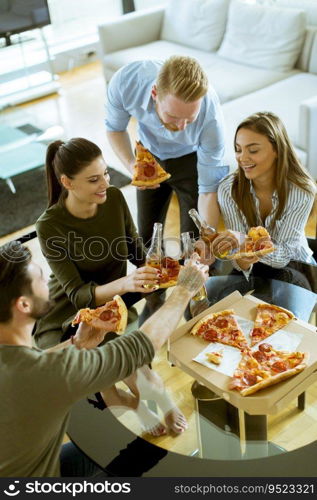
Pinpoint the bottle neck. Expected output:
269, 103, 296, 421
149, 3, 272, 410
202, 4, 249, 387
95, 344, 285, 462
146, 223, 163, 260
188, 209, 205, 231
188, 209, 217, 243
181, 232, 194, 262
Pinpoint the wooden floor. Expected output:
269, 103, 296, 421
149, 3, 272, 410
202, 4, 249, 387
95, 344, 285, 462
2, 61, 317, 459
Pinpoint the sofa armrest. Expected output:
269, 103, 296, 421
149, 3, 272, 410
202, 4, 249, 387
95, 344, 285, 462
299, 96, 317, 179
98, 7, 165, 55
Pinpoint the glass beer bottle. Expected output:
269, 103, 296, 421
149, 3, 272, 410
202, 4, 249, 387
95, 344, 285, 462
181, 231, 207, 302
143, 222, 163, 290
188, 208, 218, 245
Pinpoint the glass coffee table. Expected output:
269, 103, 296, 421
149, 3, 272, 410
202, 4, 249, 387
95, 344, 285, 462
67, 280, 317, 476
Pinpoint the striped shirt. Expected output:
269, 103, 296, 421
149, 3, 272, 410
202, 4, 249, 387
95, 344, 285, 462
218, 173, 315, 268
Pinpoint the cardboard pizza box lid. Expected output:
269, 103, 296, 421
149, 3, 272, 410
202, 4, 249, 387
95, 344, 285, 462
169, 291, 317, 415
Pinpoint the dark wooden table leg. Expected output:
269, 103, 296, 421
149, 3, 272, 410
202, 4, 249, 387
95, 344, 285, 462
244, 413, 268, 441
298, 392, 306, 411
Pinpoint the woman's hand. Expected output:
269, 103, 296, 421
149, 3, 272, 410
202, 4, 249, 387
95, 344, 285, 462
236, 255, 259, 270
194, 239, 215, 265
73, 317, 117, 349
124, 266, 160, 293
211, 231, 239, 258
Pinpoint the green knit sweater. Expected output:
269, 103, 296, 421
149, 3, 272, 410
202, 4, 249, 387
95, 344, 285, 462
35, 187, 145, 348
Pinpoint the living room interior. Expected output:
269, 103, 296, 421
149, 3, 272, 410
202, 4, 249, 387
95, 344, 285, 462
1, 0, 317, 476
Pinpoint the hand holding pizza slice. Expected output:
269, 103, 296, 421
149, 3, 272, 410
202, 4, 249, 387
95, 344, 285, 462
224, 226, 275, 260
72, 295, 128, 335
131, 141, 171, 188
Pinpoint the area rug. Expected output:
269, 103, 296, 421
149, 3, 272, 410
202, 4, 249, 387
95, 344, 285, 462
0, 165, 131, 237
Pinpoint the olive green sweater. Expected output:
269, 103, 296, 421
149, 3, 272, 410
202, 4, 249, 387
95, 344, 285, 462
35, 187, 145, 348
0, 330, 154, 477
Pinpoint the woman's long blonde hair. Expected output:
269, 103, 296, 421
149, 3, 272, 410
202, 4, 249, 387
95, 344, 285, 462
232, 111, 316, 229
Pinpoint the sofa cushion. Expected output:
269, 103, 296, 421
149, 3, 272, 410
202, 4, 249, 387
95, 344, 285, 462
103, 41, 219, 80
221, 73, 317, 170
218, 0, 306, 72
103, 40, 297, 101
160, 0, 230, 51
203, 54, 297, 103
273, 0, 317, 26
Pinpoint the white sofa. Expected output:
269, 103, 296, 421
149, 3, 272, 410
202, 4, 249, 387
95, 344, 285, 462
98, 0, 317, 178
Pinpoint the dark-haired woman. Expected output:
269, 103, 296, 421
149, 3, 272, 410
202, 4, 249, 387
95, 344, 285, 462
206, 112, 317, 320
35, 138, 187, 435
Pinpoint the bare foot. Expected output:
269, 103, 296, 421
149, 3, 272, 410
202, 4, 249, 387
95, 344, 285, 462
164, 408, 188, 434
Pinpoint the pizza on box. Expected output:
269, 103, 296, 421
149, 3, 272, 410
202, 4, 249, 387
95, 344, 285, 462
131, 141, 171, 187
229, 343, 307, 396
250, 303, 295, 346
190, 309, 248, 350
226, 226, 275, 260
72, 295, 128, 334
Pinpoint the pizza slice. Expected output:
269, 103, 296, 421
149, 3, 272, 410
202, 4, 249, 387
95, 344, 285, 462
250, 303, 295, 346
190, 309, 248, 350
131, 141, 171, 187
159, 257, 181, 288
252, 342, 307, 372
206, 349, 223, 365
225, 226, 275, 260
72, 295, 128, 334
229, 343, 307, 396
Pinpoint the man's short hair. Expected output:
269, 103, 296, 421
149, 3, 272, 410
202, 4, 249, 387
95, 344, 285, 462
0, 242, 32, 322
156, 56, 209, 102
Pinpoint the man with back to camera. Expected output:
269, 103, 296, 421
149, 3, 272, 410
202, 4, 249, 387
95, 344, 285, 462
0, 241, 207, 477
105, 55, 228, 245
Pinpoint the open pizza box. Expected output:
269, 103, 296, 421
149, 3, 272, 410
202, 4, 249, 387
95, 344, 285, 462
169, 291, 317, 415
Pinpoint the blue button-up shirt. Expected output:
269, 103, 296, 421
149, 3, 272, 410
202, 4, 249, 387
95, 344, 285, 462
105, 60, 229, 193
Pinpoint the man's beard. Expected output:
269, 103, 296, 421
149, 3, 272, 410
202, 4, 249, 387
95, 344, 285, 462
30, 297, 55, 320
155, 104, 179, 132
161, 121, 179, 132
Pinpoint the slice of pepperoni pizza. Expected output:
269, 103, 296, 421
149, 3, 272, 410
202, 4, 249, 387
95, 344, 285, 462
72, 295, 128, 334
190, 309, 248, 350
159, 257, 181, 288
131, 141, 171, 187
229, 343, 307, 396
250, 303, 295, 346
225, 226, 275, 260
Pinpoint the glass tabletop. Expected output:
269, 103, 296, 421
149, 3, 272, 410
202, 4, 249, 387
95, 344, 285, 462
68, 277, 317, 476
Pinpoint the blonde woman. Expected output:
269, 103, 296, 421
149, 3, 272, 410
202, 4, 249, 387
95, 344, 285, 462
207, 111, 317, 320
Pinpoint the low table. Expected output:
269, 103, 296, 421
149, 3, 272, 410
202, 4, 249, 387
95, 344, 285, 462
66, 288, 317, 476
0, 124, 47, 193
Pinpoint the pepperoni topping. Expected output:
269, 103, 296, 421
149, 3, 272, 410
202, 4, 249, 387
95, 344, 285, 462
271, 360, 288, 373
251, 327, 266, 338
242, 372, 257, 386
214, 318, 228, 329
143, 165, 156, 177
99, 310, 116, 321
253, 351, 266, 363
258, 343, 272, 352
203, 329, 218, 342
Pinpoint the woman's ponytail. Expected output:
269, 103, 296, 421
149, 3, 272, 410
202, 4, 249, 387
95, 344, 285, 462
46, 140, 64, 207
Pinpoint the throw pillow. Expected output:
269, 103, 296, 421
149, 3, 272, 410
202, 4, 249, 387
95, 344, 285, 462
218, 0, 307, 72
161, 0, 230, 52
273, 0, 317, 26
